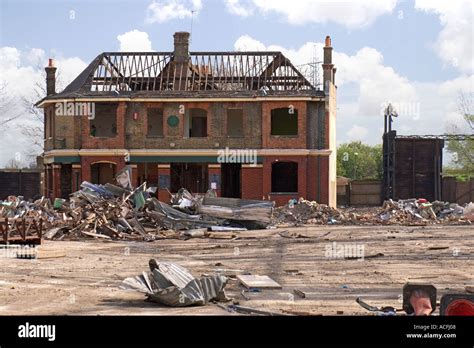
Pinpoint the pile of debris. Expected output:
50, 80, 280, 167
273, 198, 472, 226
2, 185, 471, 241
1, 179, 275, 241
377, 199, 472, 225
43, 181, 157, 240
273, 198, 357, 225
0, 195, 58, 222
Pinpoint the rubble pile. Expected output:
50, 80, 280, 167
273, 198, 355, 225
2, 187, 471, 242
377, 199, 470, 225
43, 181, 158, 241
273, 198, 472, 226
0, 181, 274, 241
0, 195, 58, 222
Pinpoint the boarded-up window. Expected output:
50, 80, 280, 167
271, 162, 298, 193
147, 108, 164, 136
271, 107, 298, 136
227, 108, 243, 137
90, 103, 117, 138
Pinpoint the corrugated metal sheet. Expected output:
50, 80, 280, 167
121, 260, 228, 307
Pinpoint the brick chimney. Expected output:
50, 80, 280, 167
45, 58, 57, 96
322, 36, 335, 93
173, 32, 190, 90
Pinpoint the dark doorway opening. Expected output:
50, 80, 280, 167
221, 163, 241, 198
60, 164, 72, 198
91, 162, 116, 185
171, 163, 208, 193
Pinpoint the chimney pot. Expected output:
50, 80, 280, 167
48, 58, 54, 67
325, 36, 331, 47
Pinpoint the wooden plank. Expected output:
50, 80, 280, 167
80, 231, 111, 240
237, 275, 282, 289
37, 250, 66, 259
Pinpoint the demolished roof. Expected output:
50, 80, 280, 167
38, 50, 322, 104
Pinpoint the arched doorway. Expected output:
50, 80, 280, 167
91, 162, 116, 185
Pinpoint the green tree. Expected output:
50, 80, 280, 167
445, 92, 474, 179
337, 141, 382, 180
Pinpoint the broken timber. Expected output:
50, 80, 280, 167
0, 218, 43, 245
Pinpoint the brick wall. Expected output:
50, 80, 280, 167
125, 101, 262, 150
241, 165, 263, 200
317, 156, 329, 204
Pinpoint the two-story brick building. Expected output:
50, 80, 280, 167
36, 32, 337, 207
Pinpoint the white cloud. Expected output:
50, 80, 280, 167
146, 0, 202, 23
24, 48, 46, 67
117, 30, 153, 52
225, 0, 254, 17
233, 35, 472, 148
0, 47, 21, 70
234, 35, 417, 117
235, 35, 323, 66
228, 0, 398, 28
347, 125, 369, 140
0, 47, 87, 167
234, 35, 272, 51
334, 47, 417, 117
415, 0, 474, 73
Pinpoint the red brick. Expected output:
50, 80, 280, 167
241, 166, 263, 200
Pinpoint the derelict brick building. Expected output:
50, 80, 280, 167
37, 32, 337, 207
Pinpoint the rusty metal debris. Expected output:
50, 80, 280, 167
121, 259, 229, 307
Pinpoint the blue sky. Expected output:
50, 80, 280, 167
0, 0, 472, 166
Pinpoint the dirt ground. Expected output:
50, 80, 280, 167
0, 224, 472, 315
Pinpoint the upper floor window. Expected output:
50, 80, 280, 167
90, 103, 117, 138
147, 108, 164, 137
271, 107, 298, 136
227, 108, 244, 137
186, 108, 207, 137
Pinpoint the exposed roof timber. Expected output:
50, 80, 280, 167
40, 51, 317, 103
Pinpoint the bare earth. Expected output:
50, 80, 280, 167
0, 225, 472, 315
